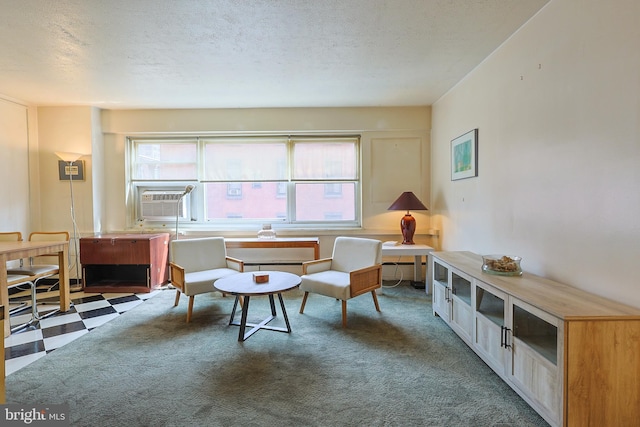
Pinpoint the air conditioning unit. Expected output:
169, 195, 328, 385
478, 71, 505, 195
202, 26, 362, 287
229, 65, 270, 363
140, 190, 190, 220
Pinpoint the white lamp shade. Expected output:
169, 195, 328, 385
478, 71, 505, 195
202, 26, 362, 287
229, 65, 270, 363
55, 151, 83, 162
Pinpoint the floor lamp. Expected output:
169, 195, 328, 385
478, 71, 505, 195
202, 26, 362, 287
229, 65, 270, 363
55, 151, 83, 291
175, 185, 195, 240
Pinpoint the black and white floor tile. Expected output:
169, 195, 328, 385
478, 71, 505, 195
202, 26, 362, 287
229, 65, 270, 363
4, 290, 160, 376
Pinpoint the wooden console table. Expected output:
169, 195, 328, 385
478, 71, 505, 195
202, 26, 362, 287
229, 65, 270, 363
224, 238, 320, 260
80, 233, 169, 293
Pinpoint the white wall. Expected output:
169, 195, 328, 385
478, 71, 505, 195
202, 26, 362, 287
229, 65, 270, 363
100, 107, 434, 244
0, 98, 30, 242
36, 106, 95, 234
21, 106, 433, 279
431, 0, 640, 307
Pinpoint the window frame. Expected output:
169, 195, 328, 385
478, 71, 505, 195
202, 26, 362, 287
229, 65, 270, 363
126, 134, 361, 231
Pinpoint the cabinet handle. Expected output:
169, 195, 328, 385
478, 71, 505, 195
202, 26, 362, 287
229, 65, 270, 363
504, 327, 512, 349
500, 326, 505, 347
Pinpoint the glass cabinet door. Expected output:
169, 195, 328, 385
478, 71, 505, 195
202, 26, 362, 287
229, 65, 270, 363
449, 270, 473, 343
512, 304, 558, 365
432, 259, 450, 320
474, 280, 508, 373
508, 298, 562, 425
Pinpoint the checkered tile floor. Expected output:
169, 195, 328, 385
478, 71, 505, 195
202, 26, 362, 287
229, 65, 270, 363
4, 289, 161, 376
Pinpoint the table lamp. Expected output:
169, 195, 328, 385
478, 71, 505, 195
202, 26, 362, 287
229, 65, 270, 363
387, 191, 428, 245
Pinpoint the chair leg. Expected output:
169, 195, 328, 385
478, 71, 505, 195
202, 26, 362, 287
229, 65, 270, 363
174, 290, 181, 307
186, 296, 195, 323
341, 300, 347, 328
27, 278, 61, 321
10, 281, 38, 333
371, 290, 381, 312
299, 291, 309, 313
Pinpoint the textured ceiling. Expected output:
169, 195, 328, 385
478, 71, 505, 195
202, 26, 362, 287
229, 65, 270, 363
0, 0, 549, 109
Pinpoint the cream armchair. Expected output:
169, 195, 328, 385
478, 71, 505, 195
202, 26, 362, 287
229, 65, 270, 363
170, 237, 244, 322
299, 236, 382, 327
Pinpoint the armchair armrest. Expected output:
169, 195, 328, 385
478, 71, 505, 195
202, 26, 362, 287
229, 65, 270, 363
169, 262, 186, 293
302, 258, 333, 275
349, 264, 382, 298
226, 256, 244, 272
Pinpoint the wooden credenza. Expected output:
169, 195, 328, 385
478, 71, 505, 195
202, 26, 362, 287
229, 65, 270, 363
224, 237, 320, 260
80, 233, 169, 293
431, 251, 640, 427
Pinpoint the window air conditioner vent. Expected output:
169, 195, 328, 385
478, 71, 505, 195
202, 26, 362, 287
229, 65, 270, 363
140, 190, 189, 220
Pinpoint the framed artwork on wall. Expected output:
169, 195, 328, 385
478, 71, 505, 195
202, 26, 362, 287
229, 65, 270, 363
451, 129, 478, 181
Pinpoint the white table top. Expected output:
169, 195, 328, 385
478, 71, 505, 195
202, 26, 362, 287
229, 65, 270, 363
214, 271, 301, 296
381, 243, 434, 256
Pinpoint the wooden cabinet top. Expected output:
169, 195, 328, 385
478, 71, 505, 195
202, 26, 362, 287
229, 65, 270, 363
432, 251, 640, 320
81, 233, 170, 241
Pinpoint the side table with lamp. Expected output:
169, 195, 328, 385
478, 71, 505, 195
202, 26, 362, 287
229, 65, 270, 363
385, 191, 433, 291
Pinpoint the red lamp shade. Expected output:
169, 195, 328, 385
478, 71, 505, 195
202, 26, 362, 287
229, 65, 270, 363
388, 192, 428, 245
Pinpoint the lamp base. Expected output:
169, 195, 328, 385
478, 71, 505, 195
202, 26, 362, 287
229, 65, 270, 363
400, 214, 416, 245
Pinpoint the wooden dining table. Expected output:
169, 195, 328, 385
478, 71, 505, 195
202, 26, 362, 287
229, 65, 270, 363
0, 240, 71, 337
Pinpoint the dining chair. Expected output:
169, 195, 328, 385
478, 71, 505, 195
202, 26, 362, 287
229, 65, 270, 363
7, 231, 70, 321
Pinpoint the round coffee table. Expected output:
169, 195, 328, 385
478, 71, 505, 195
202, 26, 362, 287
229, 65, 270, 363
214, 271, 301, 341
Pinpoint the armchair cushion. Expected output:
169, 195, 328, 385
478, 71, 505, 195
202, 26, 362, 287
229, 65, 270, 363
331, 236, 382, 273
171, 237, 228, 272
300, 270, 351, 300
181, 267, 241, 296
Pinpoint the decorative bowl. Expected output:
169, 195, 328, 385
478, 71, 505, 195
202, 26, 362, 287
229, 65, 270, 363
482, 255, 522, 276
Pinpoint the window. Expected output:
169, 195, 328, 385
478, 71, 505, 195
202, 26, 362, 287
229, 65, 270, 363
132, 139, 198, 180
128, 135, 360, 228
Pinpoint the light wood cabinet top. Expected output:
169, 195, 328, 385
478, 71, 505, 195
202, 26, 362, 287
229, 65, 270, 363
432, 251, 640, 320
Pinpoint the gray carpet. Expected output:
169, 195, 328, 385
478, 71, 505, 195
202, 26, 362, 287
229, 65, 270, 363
6, 283, 548, 427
